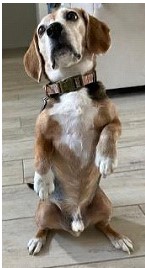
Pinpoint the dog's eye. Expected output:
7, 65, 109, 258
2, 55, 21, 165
38, 25, 46, 36
66, 11, 78, 21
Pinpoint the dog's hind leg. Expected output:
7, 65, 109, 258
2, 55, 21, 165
96, 222, 134, 254
27, 200, 64, 255
86, 187, 133, 254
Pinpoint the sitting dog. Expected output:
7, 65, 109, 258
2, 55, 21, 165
24, 7, 133, 255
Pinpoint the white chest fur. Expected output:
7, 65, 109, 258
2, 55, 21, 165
49, 89, 97, 166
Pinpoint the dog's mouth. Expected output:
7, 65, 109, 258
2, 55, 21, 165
50, 42, 81, 69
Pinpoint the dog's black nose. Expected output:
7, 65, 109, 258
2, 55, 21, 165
47, 22, 63, 39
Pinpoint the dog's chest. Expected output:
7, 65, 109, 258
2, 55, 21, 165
50, 89, 97, 165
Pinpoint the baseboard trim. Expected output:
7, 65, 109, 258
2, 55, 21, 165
107, 85, 145, 98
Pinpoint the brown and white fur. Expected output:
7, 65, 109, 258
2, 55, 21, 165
24, 7, 133, 255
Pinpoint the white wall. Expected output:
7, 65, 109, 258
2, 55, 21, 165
36, 3, 145, 89
36, 3, 48, 23
95, 4, 145, 89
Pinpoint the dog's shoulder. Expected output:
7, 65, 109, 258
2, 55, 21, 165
35, 97, 61, 139
86, 82, 119, 128
86, 81, 107, 101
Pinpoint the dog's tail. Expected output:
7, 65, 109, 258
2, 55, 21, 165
27, 183, 34, 191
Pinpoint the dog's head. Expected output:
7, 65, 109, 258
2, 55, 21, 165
24, 7, 111, 82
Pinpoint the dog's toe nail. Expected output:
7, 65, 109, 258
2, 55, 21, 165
27, 238, 44, 255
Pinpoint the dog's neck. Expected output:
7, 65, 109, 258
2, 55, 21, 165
45, 53, 96, 83
44, 71, 97, 97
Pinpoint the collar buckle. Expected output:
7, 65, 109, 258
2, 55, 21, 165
59, 75, 83, 93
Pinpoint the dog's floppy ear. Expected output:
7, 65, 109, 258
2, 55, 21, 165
83, 11, 111, 54
23, 33, 42, 82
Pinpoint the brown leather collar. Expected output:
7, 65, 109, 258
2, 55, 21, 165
44, 71, 97, 97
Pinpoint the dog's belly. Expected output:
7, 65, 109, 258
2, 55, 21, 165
50, 89, 97, 166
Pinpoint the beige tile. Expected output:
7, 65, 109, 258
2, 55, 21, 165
117, 145, 145, 172
2, 117, 21, 129
2, 205, 145, 268
3, 86, 43, 103
19, 87, 44, 100
119, 124, 145, 147
113, 96, 145, 124
23, 158, 34, 183
20, 116, 37, 128
2, 81, 37, 91
2, 90, 19, 101
3, 140, 34, 161
120, 110, 145, 124
2, 98, 40, 118
2, 184, 38, 220
58, 256, 145, 268
113, 94, 145, 111
101, 169, 145, 206
2, 126, 35, 142
2, 160, 23, 186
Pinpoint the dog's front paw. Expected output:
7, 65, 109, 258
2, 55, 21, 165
34, 179, 48, 200
34, 172, 55, 200
48, 179, 55, 194
95, 154, 117, 177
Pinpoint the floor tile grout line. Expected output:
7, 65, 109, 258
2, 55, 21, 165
2, 157, 34, 163
43, 254, 145, 268
118, 144, 145, 149
138, 204, 145, 216
2, 158, 24, 164
3, 138, 34, 143
3, 216, 34, 222
113, 203, 145, 209
2, 182, 27, 188
22, 159, 25, 184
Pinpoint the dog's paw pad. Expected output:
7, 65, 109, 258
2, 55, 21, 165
111, 236, 134, 254
27, 237, 45, 255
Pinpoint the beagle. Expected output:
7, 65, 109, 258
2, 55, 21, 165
24, 7, 133, 255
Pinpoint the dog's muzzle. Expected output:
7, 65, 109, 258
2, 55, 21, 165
47, 22, 81, 69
